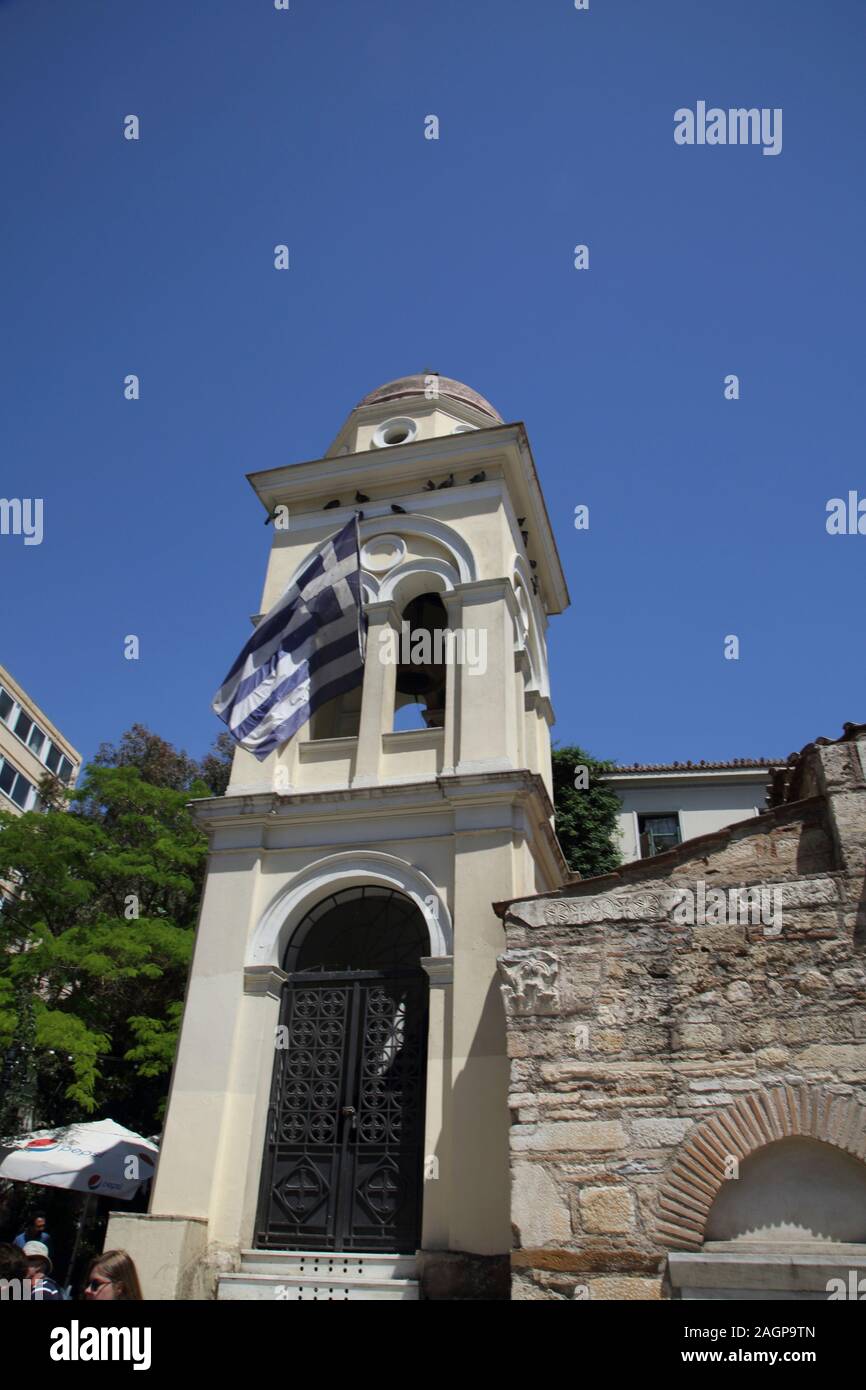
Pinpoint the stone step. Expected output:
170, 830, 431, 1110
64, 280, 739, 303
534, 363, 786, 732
218, 1271, 419, 1301
238, 1248, 417, 1280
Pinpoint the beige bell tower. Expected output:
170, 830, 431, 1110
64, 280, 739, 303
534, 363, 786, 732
109, 373, 570, 1300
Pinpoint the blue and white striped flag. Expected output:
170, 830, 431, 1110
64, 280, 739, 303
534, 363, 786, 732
213, 517, 365, 760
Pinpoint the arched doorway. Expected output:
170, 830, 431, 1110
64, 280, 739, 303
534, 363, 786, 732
255, 887, 430, 1253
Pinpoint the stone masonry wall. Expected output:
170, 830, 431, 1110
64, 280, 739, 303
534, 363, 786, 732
498, 727, 866, 1300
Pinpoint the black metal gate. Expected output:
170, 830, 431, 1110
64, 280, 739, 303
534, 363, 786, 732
256, 969, 429, 1252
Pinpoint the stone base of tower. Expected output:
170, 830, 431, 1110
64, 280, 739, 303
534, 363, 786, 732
104, 1212, 219, 1300
105, 1212, 511, 1300
416, 1250, 510, 1300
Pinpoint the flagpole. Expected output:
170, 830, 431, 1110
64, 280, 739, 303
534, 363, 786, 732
354, 509, 367, 663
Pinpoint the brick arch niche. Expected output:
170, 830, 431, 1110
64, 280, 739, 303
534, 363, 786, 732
657, 1085, 866, 1251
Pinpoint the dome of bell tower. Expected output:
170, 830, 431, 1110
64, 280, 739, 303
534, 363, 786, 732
357, 374, 502, 422
327, 372, 503, 456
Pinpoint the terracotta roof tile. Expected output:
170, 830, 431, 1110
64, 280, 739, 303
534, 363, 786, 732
768, 720, 866, 806
607, 758, 781, 773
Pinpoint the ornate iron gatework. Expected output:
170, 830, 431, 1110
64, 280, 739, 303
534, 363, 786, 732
256, 969, 429, 1252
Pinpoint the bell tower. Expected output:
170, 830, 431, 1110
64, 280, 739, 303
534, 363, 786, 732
110, 374, 570, 1300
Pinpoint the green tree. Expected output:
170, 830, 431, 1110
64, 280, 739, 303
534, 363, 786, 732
0, 758, 210, 1136
196, 731, 235, 797
93, 722, 233, 796
551, 746, 623, 879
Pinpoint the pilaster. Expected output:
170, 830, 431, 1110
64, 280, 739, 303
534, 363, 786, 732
450, 578, 521, 776
420, 955, 454, 1250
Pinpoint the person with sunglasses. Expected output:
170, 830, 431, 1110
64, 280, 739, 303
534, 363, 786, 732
82, 1249, 143, 1301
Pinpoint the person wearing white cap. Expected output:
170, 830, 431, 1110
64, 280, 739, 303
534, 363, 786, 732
22, 1241, 63, 1302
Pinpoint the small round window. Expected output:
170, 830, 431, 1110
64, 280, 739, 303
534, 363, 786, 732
373, 417, 417, 448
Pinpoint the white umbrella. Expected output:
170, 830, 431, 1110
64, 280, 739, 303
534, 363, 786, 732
0, 1118, 158, 1199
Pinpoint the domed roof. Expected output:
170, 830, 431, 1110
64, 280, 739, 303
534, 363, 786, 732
357, 373, 502, 422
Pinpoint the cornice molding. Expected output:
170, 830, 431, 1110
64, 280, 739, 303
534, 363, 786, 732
248, 430, 516, 505
195, 770, 570, 889
190, 768, 557, 828
603, 767, 775, 787
246, 424, 569, 616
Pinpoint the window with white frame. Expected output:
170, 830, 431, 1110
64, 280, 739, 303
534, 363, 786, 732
0, 682, 75, 783
0, 758, 37, 810
638, 812, 681, 858
44, 742, 74, 782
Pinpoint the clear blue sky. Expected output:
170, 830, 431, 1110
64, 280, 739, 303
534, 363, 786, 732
1, 0, 863, 770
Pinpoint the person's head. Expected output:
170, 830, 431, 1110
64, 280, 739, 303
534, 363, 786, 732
83, 1249, 143, 1302
28, 1213, 47, 1238
21, 1240, 51, 1281
0, 1243, 27, 1283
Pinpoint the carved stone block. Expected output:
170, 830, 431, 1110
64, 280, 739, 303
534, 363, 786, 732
498, 948, 561, 1016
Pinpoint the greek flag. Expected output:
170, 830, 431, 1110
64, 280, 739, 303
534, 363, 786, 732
213, 516, 365, 760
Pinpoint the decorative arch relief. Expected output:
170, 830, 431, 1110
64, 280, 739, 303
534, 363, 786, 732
359, 514, 476, 585
280, 515, 477, 625
378, 557, 460, 607
360, 533, 407, 573
245, 851, 453, 977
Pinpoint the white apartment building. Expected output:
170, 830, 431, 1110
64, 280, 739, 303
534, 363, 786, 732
603, 759, 780, 862
0, 663, 80, 817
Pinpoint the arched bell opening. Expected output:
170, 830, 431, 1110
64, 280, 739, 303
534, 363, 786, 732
256, 887, 430, 1254
392, 591, 449, 733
